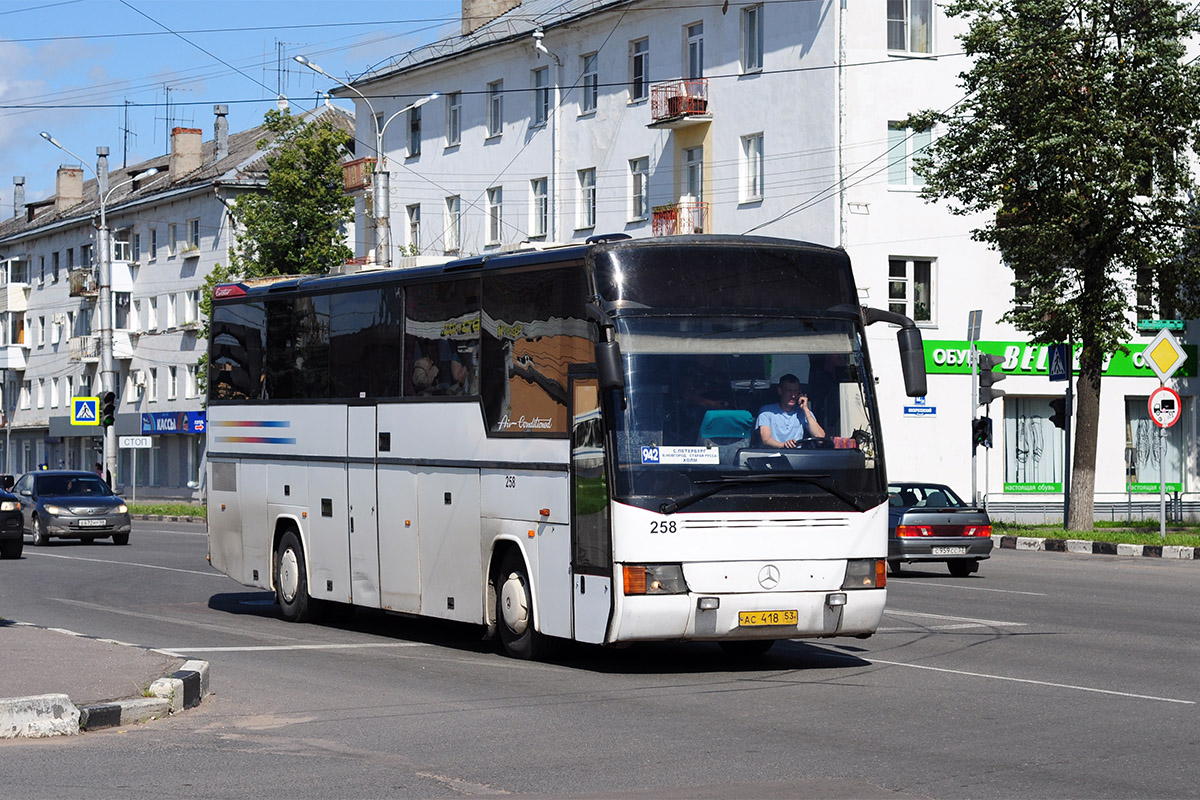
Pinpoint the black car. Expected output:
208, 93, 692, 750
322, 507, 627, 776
14, 470, 132, 546
0, 485, 23, 558
887, 482, 993, 577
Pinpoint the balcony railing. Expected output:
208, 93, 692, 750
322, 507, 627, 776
69, 268, 98, 298
650, 79, 710, 126
68, 335, 100, 363
343, 157, 377, 192
652, 200, 709, 236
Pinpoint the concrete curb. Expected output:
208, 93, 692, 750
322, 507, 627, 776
993, 534, 1199, 560
131, 514, 205, 524
0, 656, 211, 738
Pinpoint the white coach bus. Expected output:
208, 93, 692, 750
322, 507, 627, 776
206, 235, 927, 659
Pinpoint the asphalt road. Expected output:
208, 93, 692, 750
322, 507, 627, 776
1, 521, 1197, 799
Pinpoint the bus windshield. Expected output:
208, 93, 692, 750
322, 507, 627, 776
611, 315, 885, 514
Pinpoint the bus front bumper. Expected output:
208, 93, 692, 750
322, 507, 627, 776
610, 588, 887, 643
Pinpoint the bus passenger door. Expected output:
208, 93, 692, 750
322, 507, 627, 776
571, 375, 613, 644
348, 405, 381, 609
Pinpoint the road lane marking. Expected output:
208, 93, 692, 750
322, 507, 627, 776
28, 551, 226, 577
860, 655, 1195, 705
885, 609, 1026, 627
894, 581, 1047, 597
159, 642, 430, 653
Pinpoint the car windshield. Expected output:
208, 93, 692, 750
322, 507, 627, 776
610, 315, 885, 513
888, 485, 966, 508
37, 476, 111, 497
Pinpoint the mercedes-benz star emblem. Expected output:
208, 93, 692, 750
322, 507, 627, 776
758, 564, 780, 590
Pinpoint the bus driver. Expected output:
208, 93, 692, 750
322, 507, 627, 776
757, 374, 826, 448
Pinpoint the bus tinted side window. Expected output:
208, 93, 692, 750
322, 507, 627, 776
264, 295, 331, 400
330, 286, 403, 398
405, 280, 480, 397
210, 300, 266, 401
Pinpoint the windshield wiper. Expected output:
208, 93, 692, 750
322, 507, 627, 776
659, 473, 865, 515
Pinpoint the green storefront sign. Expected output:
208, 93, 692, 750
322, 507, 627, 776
1004, 481, 1182, 493
925, 340, 1196, 378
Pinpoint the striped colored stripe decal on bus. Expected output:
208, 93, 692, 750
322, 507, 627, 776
212, 419, 296, 445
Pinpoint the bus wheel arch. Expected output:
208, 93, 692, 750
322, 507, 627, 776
491, 543, 544, 660
274, 523, 314, 623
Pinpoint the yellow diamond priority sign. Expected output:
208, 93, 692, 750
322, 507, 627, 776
1144, 328, 1187, 382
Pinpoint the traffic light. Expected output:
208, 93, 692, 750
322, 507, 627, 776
1048, 397, 1067, 430
972, 417, 993, 449
977, 353, 1007, 406
101, 391, 116, 428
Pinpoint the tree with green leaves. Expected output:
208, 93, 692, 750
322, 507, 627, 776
908, 0, 1200, 530
228, 108, 354, 277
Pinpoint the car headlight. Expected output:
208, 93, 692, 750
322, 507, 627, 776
44, 504, 66, 515
622, 564, 688, 595
116, 504, 128, 514
0, 500, 17, 512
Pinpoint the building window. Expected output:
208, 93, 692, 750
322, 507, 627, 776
185, 365, 198, 398
888, 0, 933, 54
532, 67, 550, 127
686, 21, 704, 79
408, 105, 422, 157
114, 292, 131, 329
684, 146, 703, 199
629, 38, 649, 101
487, 186, 503, 244
125, 371, 140, 403
1125, 396, 1185, 492
407, 204, 421, 250
167, 223, 178, 256
577, 168, 597, 229
444, 196, 461, 254
67, 248, 75, 268
187, 218, 200, 248
888, 122, 931, 188
147, 296, 159, 331
487, 80, 503, 137
888, 258, 934, 324
51, 377, 59, 408
580, 52, 599, 113
629, 157, 649, 220
37, 316, 45, 347
742, 4, 764, 72
51, 252, 58, 282
530, 178, 548, 237
446, 92, 461, 146
19, 380, 30, 410
149, 228, 158, 261
132, 232, 141, 262
165, 293, 177, 329
741, 133, 764, 202
35, 378, 44, 409
183, 290, 199, 325
168, 366, 178, 400
148, 368, 158, 402
1003, 398, 1065, 492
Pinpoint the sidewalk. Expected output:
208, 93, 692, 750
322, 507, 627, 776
0, 621, 209, 738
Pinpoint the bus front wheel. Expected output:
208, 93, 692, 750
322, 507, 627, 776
276, 530, 314, 623
495, 551, 544, 660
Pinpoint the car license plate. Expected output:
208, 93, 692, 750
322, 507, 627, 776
738, 609, 798, 627
78, 519, 106, 528
932, 546, 967, 555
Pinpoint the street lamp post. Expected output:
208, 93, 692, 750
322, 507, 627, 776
294, 55, 436, 267
40, 131, 157, 484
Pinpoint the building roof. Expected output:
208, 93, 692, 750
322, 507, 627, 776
348, 0, 632, 89
0, 104, 353, 247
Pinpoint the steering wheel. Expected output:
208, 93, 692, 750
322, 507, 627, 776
795, 437, 833, 450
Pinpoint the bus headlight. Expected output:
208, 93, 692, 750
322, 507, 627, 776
623, 564, 688, 595
842, 559, 885, 589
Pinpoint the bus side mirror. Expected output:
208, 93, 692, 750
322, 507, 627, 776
595, 340, 624, 391
896, 326, 927, 398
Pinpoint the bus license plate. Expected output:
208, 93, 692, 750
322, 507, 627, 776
932, 546, 966, 555
78, 519, 106, 528
738, 610, 797, 627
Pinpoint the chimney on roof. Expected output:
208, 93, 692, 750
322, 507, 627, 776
462, 0, 521, 35
170, 127, 203, 182
55, 165, 84, 213
96, 146, 110, 199
13, 177, 24, 220
214, 104, 229, 162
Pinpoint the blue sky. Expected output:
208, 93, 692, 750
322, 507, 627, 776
0, 0, 464, 213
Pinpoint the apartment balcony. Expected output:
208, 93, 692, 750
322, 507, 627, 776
0, 282, 30, 314
649, 79, 711, 128
343, 157, 376, 192
69, 268, 98, 299
0, 344, 28, 371
652, 199, 709, 236
68, 335, 99, 363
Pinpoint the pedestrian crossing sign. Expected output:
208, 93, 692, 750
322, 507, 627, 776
72, 396, 100, 426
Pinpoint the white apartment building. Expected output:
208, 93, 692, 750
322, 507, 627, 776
0, 104, 354, 498
337, 0, 1195, 518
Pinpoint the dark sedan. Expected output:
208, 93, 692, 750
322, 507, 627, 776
887, 482, 993, 577
14, 470, 132, 546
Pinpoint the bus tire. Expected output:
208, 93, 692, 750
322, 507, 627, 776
275, 530, 314, 623
495, 550, 544, 660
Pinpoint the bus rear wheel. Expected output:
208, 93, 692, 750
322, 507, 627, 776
276, 530, 314, 623
496, 551, 544, 660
